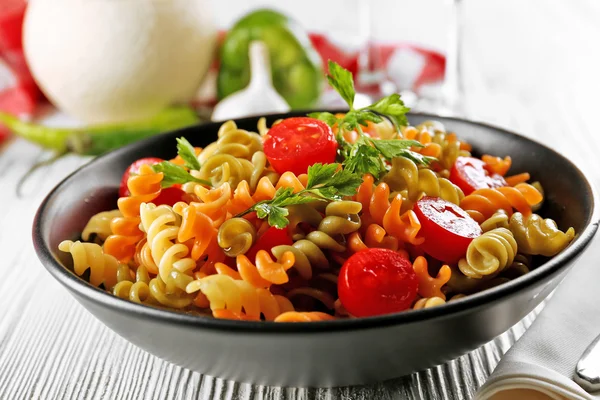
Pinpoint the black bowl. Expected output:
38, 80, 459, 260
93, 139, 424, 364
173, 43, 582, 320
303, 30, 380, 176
33, 112, 599, 387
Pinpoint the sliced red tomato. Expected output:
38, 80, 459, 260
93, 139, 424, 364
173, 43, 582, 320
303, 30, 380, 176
245, 226, 293, 261
413, 197, 482, 264
338, 248, 418, 317
119, 157, 164, 197
152, 187, 185, 207
263, 117, 337, 175
450, 156, 507, 195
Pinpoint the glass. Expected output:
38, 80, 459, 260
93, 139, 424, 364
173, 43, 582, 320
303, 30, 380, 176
210, 0, 465, 114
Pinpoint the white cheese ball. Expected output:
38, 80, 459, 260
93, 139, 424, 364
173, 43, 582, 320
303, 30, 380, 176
24, 0, 216, 123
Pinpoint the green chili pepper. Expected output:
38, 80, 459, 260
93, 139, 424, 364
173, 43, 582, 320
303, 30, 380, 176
0, 106, 200, 156
217, 9, 323, 109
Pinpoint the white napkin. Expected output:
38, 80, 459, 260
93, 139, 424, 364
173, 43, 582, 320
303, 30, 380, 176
476, 236, 600, 400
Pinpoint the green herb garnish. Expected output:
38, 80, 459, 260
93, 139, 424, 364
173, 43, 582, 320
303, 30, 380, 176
151, 161, 211, 188
309, 60, 435, 178
237, 163, 362, 228
176, 137, 201, 170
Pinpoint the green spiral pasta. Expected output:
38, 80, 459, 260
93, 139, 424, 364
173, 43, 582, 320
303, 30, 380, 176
501, 253, 531, 279
508, 212, 575, 256
286, 204, 324, 241
415, 121, 471, 169
217, 217, 256, 257
113, 265, 157, 304
446, 265, 510, 294
81, 209, 122, 242
458, 228, 518, 278
480, 210, 510, 233
383, 157, 464, 211
150, 273, 195, 309
271, 201, 363, 277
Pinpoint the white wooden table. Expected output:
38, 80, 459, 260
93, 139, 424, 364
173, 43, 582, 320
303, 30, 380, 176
1, 1, 599, 398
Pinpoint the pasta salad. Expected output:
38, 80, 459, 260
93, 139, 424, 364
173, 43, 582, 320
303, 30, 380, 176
59, 62, 575, 322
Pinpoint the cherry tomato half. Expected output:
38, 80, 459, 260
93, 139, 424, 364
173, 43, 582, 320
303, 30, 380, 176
152, 187, 186, 207
413, 197, 482, 264
245, 226, 293, 261
338, 248, 418, 317
119, 157, 164, 197
263, 117, 337, 175
449, 156, 507, 195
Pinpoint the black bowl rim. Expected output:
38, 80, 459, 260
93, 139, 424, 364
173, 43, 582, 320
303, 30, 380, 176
33, 111, 600, 333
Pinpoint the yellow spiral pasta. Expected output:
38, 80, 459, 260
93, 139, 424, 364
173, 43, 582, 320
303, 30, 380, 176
458, 228, 518, 278
186, 274, 294, 320
81, 209, 122, 242
413, 297, 446, 310
508, 212, 575, 256
139, 203, 195, 283
58, 240, 121, 288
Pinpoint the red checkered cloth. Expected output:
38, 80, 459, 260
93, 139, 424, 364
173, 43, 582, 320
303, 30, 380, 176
0, 0, 42, 140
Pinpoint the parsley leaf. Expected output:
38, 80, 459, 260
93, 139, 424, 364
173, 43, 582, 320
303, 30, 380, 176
151, 161, 211, 188
253, 188, 316, 229
254, 202, 289, 229
306, 163, 363, 200
307, 111, 338, 127
237, 162, 363, 228
176, 137, 201, 170
306, 163, 340, 188
370, 139, 422, 159
354, 110, 384, 126
366, 94, 410, 130
326, 60, 356, 109
370, 139, 433, 165
343, 143, 386, 178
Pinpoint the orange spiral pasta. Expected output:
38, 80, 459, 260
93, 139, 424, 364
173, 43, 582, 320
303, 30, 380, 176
412, 256, 451, 300
274, 311, 336, 322
173, 202, 219, 261
482, 155, 511, 176
214, 250, 296, 288
104, 164, 162, 262
227, 172, 308, 215
182, 183, 232, 227
355, 174, 424, 245
460, 183, 543, 223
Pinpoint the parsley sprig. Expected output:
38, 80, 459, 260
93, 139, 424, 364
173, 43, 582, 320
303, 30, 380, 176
309, 61, 436, 178
236, 163, 362, 228
151, 137, 211, 188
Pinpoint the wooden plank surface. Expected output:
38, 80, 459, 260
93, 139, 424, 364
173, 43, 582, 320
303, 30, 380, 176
1, 1, 599, 398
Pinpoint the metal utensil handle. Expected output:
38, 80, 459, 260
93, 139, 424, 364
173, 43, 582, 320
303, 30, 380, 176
575, 333, 600, 392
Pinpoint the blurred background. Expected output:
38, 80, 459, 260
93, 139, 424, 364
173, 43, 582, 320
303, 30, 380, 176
2, 0, 597, 152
